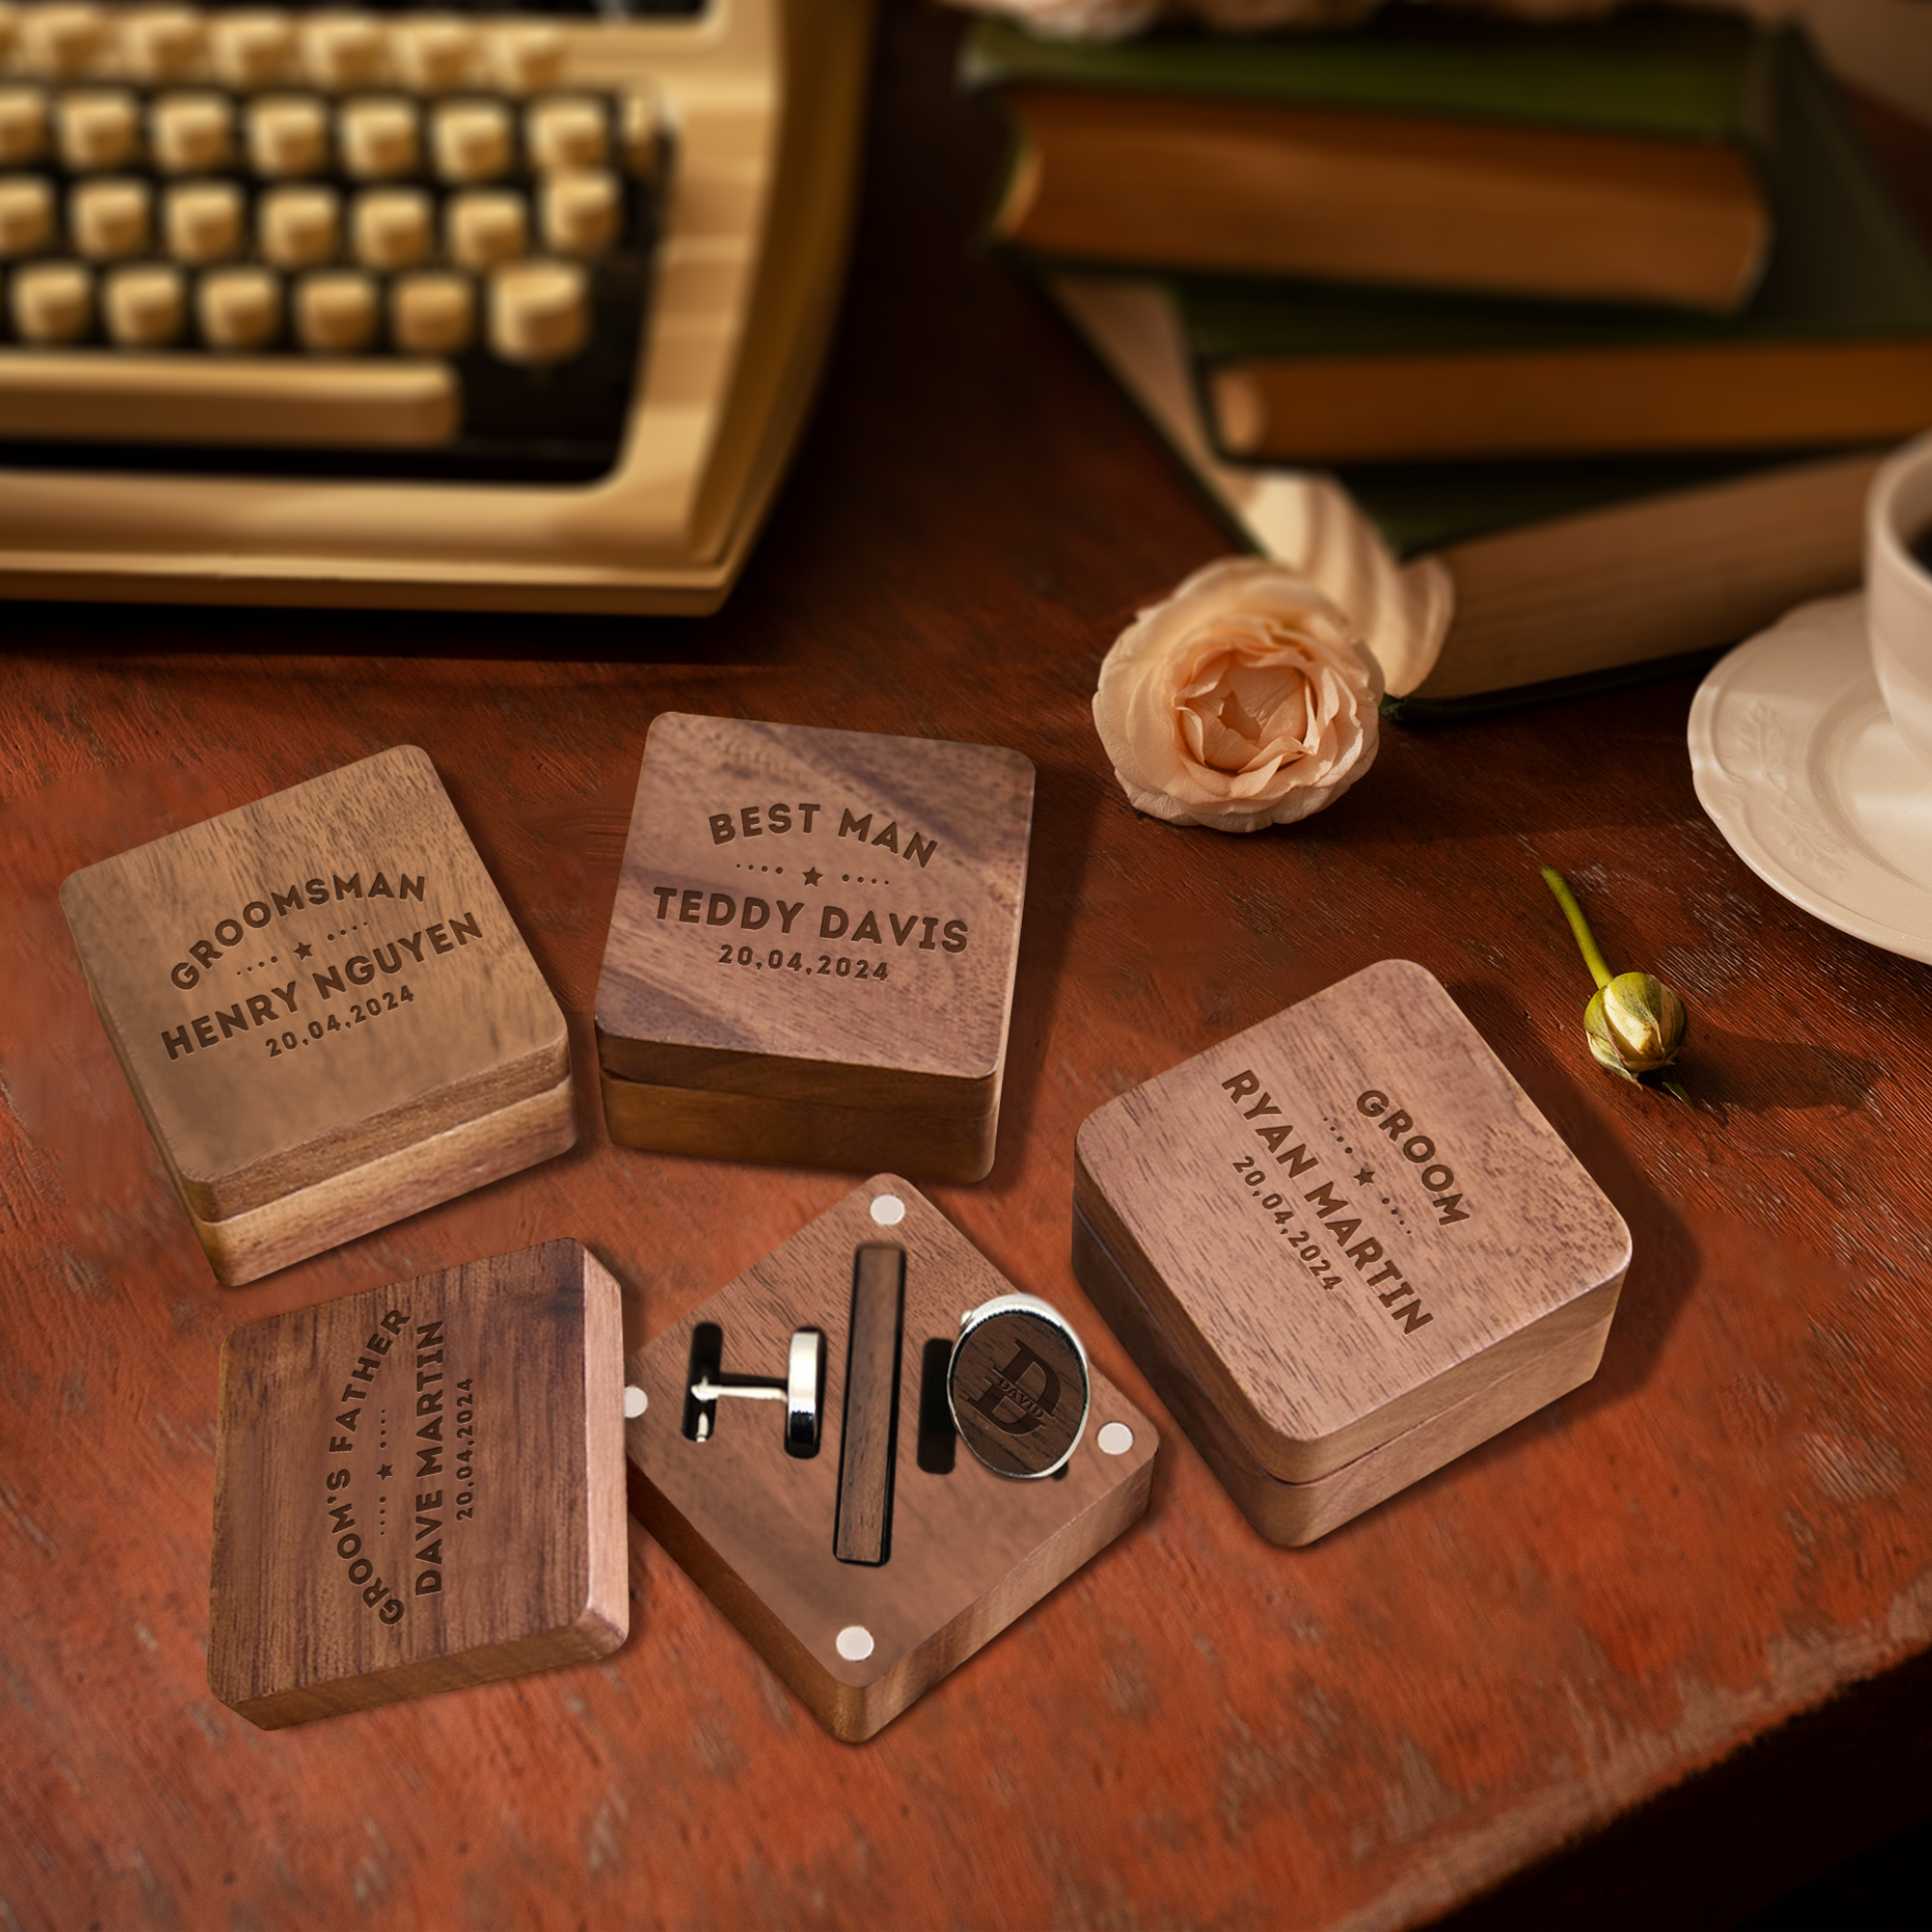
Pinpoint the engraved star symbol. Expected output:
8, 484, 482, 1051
1354, 1166, 1376, 1185
803, 867, 822, 886
295, 941, 313, 960
377, 1463, 392, 1481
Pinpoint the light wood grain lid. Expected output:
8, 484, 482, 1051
594, 714, 1034, 1107
61, 746, 569, 1220
1074, 960, 1631, 1482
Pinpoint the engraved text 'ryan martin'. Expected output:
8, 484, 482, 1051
1223, 1068, 1445, 1338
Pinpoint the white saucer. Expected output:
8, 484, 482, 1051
1690, 592, 1932, 965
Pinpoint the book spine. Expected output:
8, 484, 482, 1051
1379, 649, 1726, 726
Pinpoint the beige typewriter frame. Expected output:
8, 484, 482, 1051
0, 0, 871, 613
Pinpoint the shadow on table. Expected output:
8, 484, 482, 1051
1446, 975, 1695, 1436
4, 597, 753, 668
1428, 1641, 1932, 1931
970, 754, 1106, 1200
1676, 1018, 1879, 1121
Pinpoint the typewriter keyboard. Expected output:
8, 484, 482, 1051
0, 4, 672, 480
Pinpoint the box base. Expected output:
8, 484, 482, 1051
625, 1179, 1156, 1741
630, 1440, 1153, 1743
1072, 1205, 1611, 1547
599, 1067, 997, 1183
191, 1074, 579, 1287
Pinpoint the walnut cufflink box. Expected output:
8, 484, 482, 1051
1073, 960, 1631, 1548
595, 715, 1035, 1180
60, 746, 575, 1286
210, 1240, 627, 1728
623, 1176, 1157, 1741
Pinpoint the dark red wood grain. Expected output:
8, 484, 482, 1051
3, 9, 1930, 1928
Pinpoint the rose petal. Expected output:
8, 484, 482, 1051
1093, 555, 1382, 833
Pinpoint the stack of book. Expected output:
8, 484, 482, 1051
962, 4, 1932, 718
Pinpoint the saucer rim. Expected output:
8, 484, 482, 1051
1689, 590, 1932, 968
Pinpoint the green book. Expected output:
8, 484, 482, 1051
1176, 28, 1932, 467
1335, 448, 1843, 564
964, 4, 1777, 312
1043, 274, 1883, 724
960, 5, 1772, 137
1340, 451, 1870, 724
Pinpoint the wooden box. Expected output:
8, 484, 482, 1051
623, 1176, 1157, 1741
594, 714, 1034, 1180
1073, 960, 1631, 1548
209, 1240, 628, 1728
60, 746, 576, 1286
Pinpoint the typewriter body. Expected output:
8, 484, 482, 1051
0, 0, 870, 612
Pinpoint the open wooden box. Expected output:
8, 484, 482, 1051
622, 1176, 1157, 1740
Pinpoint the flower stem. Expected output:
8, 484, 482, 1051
1541, 866, 1614, 990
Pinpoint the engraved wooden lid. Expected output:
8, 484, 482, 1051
208, 1239, 628, 1728
593, 714, 1035, 1119
60, 746, 569, 1224
1074, 961, 1632, 1485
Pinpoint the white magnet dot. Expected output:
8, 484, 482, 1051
869, 1194, 904, 1227
1096, 1421, 1134, 1457
835, 1625, 874, 1662
623, 1385, 647, 1419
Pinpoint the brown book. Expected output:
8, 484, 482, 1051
1208, 336, 1932, 467
1182, 24, 1932, 466
993, 84, 1768, 313
962, 11, 1783, 313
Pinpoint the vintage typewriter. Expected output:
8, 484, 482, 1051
0, 0, 869, 611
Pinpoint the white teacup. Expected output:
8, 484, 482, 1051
1868, 433, 1932, 773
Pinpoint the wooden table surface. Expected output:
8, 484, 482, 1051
6, 8, 1931, 1928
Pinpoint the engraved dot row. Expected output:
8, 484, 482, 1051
0, 174, 625, 268
5, 255, 592, 359
0, 85, 659, 182
0, 6, 579, 96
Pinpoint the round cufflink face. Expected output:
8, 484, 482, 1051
947, 1294, 1090, 1480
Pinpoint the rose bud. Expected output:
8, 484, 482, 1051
1584, 970, 1689, 1082
1542, 866, 1695, 1106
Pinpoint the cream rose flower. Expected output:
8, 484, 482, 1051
949, 0, 1168, 42
1093, 556, 1384, 833
944, 0, 1621, 43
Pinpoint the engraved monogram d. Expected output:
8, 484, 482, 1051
964, 1343, 1061, 1436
